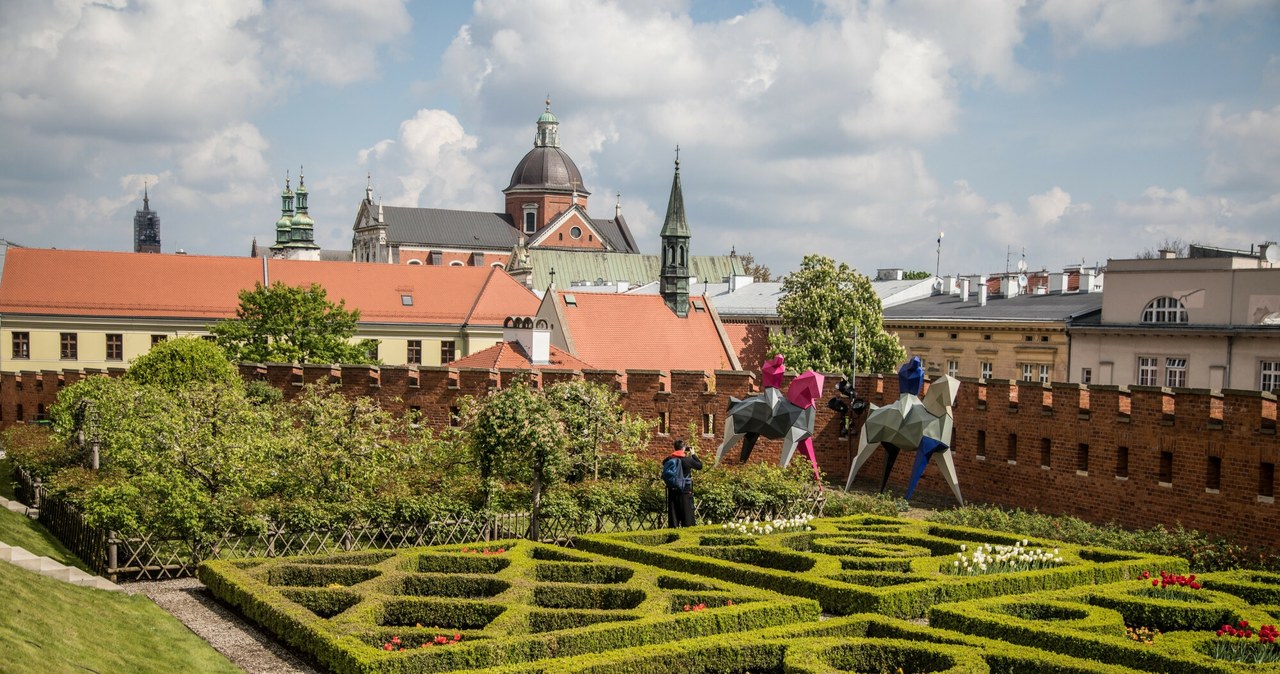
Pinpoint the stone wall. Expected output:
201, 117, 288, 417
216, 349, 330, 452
2, 365, 1275, 547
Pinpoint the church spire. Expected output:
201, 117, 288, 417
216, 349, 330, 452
660, 148, 691, 317
534, 95, 560, 148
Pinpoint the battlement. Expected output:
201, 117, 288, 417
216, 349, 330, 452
2, 366, 1276, 547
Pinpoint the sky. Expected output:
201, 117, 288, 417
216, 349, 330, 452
1, 0, 1278, 279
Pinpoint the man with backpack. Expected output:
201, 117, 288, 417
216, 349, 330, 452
662, 439, 703, 528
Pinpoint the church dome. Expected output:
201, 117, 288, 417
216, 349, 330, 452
506, 147, 588, 193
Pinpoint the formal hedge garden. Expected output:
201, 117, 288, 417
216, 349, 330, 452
200, 514, 1280, 673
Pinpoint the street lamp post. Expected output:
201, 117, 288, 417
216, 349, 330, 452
935, 231, 944, 280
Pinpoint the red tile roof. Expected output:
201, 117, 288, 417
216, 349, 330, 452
450, 342, 596, 370
0, 248, 539, 325
552, 291, 737, 372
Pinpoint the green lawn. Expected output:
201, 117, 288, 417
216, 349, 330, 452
0, 561, 243, 674
0, 506, 91, 572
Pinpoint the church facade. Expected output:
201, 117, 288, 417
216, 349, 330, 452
349, 102, 742, 289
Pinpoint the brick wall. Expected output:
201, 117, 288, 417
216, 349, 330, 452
3, 365, 1276, 547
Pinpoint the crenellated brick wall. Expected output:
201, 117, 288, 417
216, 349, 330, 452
2, 365, 1276, 547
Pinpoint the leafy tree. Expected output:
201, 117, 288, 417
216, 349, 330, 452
902, 270, 932, 280
737, 251, 776, 282
125, 336, 241, 392
460, 381, 565, 539
545, 380, 651, 481
767, 254, 905, 376
210, 281, 379, 365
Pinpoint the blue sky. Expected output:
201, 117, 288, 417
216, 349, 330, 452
1, 0, 1277, 278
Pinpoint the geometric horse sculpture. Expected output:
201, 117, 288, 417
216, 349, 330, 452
715, 355, 825, 481
844, 357, 964, 504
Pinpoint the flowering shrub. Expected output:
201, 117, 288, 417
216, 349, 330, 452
1210, 620, 1280, 664
1134, 569, 1202, 600
945, 540, 1064, 575
1126, 625, 1160, 644
459, 547, 506, 555
380, 633, 463, 651
721, 514, 815, 536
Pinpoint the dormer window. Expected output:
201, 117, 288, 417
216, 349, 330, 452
1141, 296, 1188, 324
429, 250, 442, 265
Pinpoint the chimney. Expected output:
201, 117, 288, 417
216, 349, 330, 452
1081, 268, 1097, 293
978, 283, 988, 306
503, 316, 551, 365
1000, 275, 1017, 297
941, 275, 958, 294
1159, 248, 1177, 259
877, 268, 904, 281
1048, 272, 1066, 294
961, 278, 971, 302
728, 274, 753, 292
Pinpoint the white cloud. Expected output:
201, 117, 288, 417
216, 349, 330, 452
1203, 104, 1280, 191
1035, 0, 1264, 50
841, 29, 956, 142
176, 123, 271, 189
360, 109, 498, 211
259, 0, 411, 86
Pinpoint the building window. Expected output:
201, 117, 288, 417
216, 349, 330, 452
440, 340, 456, 364
449, 260, 464, 266
1040, 438, 1052, 469
1137, 357, 1158, 386
1159, 450, 1174, 485
449, 406, 461, 427
1007, 434, 1018, 463
60, 333, 78, 360
1077, 443, 1089, 474
1260, 361, 1280, 392
1021, 363, 1034, 382
702, 412, 714, 436
1141, 296, 1188, 324
1116, 446, 1129, 478
1081, 368, 1092, 385
1165, 358, 1187, 388
947, 360, 958, 377
976, 430, 986, 459
429, 250, 442, 265
949, 333, 957, 340
11, 332, 29, 359
1206, 456, 1221, 491
524, 211, 536, 234
401, 294, 413, 306
570, 226, 583, 239
916, 332, 925, 338
1261, 462, 1276, 499
407, 340, 422, 365
1039, 365, 1050, 384
151, 334, 167, 346
658, 411, 669, 435
981, 362, 993, 379
471, 252, 484, 266
106, 334, 123, 361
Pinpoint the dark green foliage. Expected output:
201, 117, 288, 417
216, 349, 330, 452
656, 576, 722, 591
417, 554, 511, 575
696, 546, 817, 572
380, 598, 506, 628
267, 565, 382, 588
533, 563, 633, 584
699, 534, 757, 546
532, 585, 646, 610
281, 587, 362, 618
399, 575, 510, 599
1203, 571, 1280, 604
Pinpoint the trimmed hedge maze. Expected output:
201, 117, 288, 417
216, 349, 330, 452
200, 516, 1280, 674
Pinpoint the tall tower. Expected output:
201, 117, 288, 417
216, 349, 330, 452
659, 150, 691, 317
133, 183, 161, 254
283, 167, 321, 261
269, 173, 294, 257
503, 98, 590, 236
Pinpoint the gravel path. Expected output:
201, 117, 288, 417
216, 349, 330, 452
137, 577, 320, 674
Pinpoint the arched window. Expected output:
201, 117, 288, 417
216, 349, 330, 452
449, 260, 464, 267
1141, 296, 1188, 324
407, 259, 423, 265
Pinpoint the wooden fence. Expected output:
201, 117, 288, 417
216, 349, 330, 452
11, 467, 824, 582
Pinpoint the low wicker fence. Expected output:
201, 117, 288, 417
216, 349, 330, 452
11, 466, 824, 582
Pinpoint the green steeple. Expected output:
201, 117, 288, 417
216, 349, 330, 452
288, 166, 318, 248
273, 173, 294, 248
660, 149, 691, 317
534, 96, 560, 148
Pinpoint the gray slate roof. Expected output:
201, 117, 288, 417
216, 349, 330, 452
381, 206, 639, 254
883, 291, 1103, 322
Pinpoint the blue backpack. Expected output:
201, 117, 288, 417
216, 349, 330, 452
661, 457, 689, 490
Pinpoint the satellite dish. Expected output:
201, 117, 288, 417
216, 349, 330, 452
1264, 244, 1280, 264
1017, 274, 1028, 288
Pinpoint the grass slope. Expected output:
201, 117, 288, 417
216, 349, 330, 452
0, 561, 243, 674
0, 506, 90, 572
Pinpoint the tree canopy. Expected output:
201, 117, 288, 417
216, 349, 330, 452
737, 251, 777, 282
902, 270, 932, 280
125, 336, 241, 392
210, 281, 379, 364
766, 254, 905, 376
